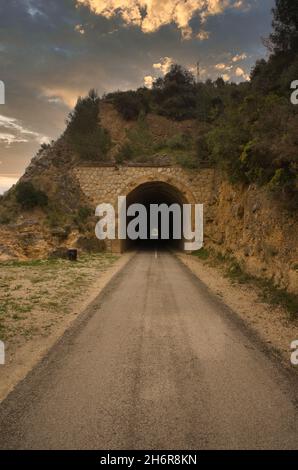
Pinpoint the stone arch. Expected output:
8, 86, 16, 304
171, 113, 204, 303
111, 176, 197, 253
113, 174, 197, 212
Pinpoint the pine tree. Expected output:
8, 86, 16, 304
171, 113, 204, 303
269, 0, 298, 53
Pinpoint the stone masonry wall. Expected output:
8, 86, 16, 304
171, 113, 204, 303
72, 166, 216, 208
72, 165, 218, 252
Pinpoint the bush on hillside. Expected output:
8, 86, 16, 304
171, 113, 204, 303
152, 65, 198, 120
66, 89, 111, 161
109, 89, 150, 121
16, 182, 48, 210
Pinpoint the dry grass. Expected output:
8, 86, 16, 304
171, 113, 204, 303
0, 254, 119, 345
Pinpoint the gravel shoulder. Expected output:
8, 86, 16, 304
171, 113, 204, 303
177, 252, 298, 367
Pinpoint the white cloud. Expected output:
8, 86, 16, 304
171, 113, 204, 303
222, 74, 230, 82
212, 53, 250, 82
75, 24, 86, 34
25, 0, 45, 18
41, 87, 83, 107
232, 52, 247, 62
215, 63, 233, 72
197, 30, 210, 40
144, 75, 154, 88
76, 0, 247, 39
235, 66, 244, 76
215, 63, 227, 70
0, 133, 28, 145
153, 57, 174, 75
235, 67, 250, 80
0, 114, 49, 147
235, 66, 250, 80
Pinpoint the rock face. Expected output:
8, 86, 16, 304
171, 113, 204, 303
0, 103, 297, 294
0, 138, 99, 261
207, 180, 298, 294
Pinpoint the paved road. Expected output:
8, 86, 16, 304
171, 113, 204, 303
0, 251, 297, 450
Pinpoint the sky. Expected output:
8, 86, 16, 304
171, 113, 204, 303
0, 0, 275, 193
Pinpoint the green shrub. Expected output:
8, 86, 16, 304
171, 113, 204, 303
193, 248, 210, 260
16, 182, 48, 210
110, 90, 150, 121
0, 208, 12, 224
71, 127, 111, 161
77, 206, 93, 222
196, 135, 213, 166
115, 143, 133, 163
165, 133, 193, 150
267, 168, 296, 193
115, 115, 155, 163
152, 65, 198, 120
66, 89, 111, 161
73, 206, 94, 229
226, 262, 253, 284
175, 153, 199, 169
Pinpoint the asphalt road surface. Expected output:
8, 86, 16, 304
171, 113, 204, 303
0, 251, 297, 450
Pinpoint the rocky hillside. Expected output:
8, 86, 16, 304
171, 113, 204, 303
0, 97, 297, 296
208, 178, 297, 294
0, 100, 205, 261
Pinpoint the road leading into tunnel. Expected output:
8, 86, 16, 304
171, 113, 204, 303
0, 251, 297, 450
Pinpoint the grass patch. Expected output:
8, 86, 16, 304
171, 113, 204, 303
192, 248, 210, 260
0, 253, 118, 269
0, 259, 59, 268
225, 261, 253, 284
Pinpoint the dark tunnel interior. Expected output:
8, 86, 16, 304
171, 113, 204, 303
122, 181, 186, 252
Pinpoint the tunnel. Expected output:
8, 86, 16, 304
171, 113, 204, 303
121, 181, 189, 252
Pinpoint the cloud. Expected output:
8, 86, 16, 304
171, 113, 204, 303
153, 57, 174, 75
76, 0, 247, 39
144, 75, 154, 88
215, 63, 227, 70
232, 52, 247, 62
144, 57, 174, 88
41, 87, 85, 108
0, 133, 29, 145
0, 0, 272, 178
0, 175, 20, 195
197, 30, 210, 40
0, 114, 49, 147
235, 66, 250, 80
212, 53, 250, 81
75, 24, 86, 35
215, 62, 233, 72
25, 0, 46, 18
222, 73, 230, 81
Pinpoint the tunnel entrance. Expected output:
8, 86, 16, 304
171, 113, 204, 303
121, 181, 188, 252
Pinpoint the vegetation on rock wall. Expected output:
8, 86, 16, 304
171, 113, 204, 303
114, 114, 199, 167
15, 182, 48, 210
